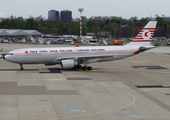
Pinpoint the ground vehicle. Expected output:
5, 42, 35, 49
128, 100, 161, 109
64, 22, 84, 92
112, 40, 124, 45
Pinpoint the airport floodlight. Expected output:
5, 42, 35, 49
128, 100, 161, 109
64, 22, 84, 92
78, 8, 84, 13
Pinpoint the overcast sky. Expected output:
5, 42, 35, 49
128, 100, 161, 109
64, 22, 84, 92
0, 0, 170, 19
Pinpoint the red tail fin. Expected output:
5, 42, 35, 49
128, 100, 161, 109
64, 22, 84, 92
126, 21, 157, 46
75, 44, 79, 47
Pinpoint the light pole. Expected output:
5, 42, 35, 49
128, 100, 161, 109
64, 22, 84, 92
78, 8, 84, 38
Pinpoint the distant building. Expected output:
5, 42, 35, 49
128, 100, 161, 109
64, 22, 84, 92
161, 17, 170, 20
82, 16, 87, 20
89, 16, 122, 20
87, 31, 111, 38
60, 10, 72, 21
0, 29, 42, 38
48, 10, 59, 20
150, 16, 170, 21
128, 16, 138, 21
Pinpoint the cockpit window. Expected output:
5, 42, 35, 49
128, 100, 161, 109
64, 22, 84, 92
7, 53, 14, 55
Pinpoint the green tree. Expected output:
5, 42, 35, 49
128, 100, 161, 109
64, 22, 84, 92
166, 24, 170, 36
16, 17, 27, 29
127, 27, 133, 37
156, 17, 164, 27
49, 28, 58, 34
93, 20, 100, 36
26, 18, 35, 30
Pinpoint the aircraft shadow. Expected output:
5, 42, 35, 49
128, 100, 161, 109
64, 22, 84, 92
0, 69, 39, 71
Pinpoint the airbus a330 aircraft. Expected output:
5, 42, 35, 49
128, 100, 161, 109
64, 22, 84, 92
3, 21, 157, 71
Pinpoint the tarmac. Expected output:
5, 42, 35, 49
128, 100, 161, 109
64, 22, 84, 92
0, 44, 170, 120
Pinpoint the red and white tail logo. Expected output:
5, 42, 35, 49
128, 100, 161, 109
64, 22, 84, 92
132, 28, 155, 42
126, 21, 157, 46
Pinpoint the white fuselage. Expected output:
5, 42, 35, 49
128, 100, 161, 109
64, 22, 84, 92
5, 45, 140, 65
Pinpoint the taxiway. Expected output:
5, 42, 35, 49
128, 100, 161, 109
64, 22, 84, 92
0, 44, 170, 120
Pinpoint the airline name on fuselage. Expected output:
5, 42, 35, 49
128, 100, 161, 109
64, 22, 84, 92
29, 49, 105, 53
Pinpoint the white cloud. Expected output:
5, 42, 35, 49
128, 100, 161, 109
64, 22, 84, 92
0, 11, 9, 18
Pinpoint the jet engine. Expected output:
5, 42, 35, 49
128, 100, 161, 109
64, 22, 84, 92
60, 59, 78, 69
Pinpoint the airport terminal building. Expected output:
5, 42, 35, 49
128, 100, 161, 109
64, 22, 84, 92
0, 29, 42, 38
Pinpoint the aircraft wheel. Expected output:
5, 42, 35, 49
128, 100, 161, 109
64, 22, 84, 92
20, 67, 24, 71
82, 66, 87, 71
87, 66, 92, 70
72, 67, 77, 70
77, 65, 82, 69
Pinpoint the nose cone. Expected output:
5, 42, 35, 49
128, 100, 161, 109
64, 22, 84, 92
4, 54, 13, 62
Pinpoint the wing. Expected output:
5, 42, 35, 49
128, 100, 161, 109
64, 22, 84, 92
50, 54, 115, 64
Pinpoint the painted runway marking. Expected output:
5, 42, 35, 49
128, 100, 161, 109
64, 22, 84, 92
66, 110, 86, 112
49, 83, 136, 120
121, 114, 143, 117
139, 90, 153, 92
93, 66, 170, 76
19, 74, 136, 120
19, 74, 62, 81
18, 79, 38, 81
44, 79, 62, 81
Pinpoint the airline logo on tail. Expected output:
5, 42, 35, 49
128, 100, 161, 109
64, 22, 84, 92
131, 21, 157, 43
125, 21, 157, 47
143, 30, 151, 40
132, 28, 155, 42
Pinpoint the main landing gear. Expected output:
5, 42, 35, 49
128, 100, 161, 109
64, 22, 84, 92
76, 65, 92, 71
82, 66, 92, 71
19, 64, 24, 70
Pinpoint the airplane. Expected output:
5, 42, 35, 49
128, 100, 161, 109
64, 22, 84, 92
2, 21, 157, 71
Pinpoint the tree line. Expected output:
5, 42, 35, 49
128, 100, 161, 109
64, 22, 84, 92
0, 17, 170, 37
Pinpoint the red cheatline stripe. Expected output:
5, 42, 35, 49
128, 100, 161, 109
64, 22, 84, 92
135, 35, 153, 38
141, 29, 155, 31
140, 31, 155, 33
138, 32, 154, 34
136, 34, 154, 36
132, 40, 152, 42
135, 37, 153, 39
134, 37, 152, 40
140, 30, 155, 32
9, 49, 139, 57
136, 34, 153, 36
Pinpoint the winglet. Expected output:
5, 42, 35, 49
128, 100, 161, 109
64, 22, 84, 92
75, 44, 79, 47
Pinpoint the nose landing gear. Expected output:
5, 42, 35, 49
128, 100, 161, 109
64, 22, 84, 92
19, 64, 24, 70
